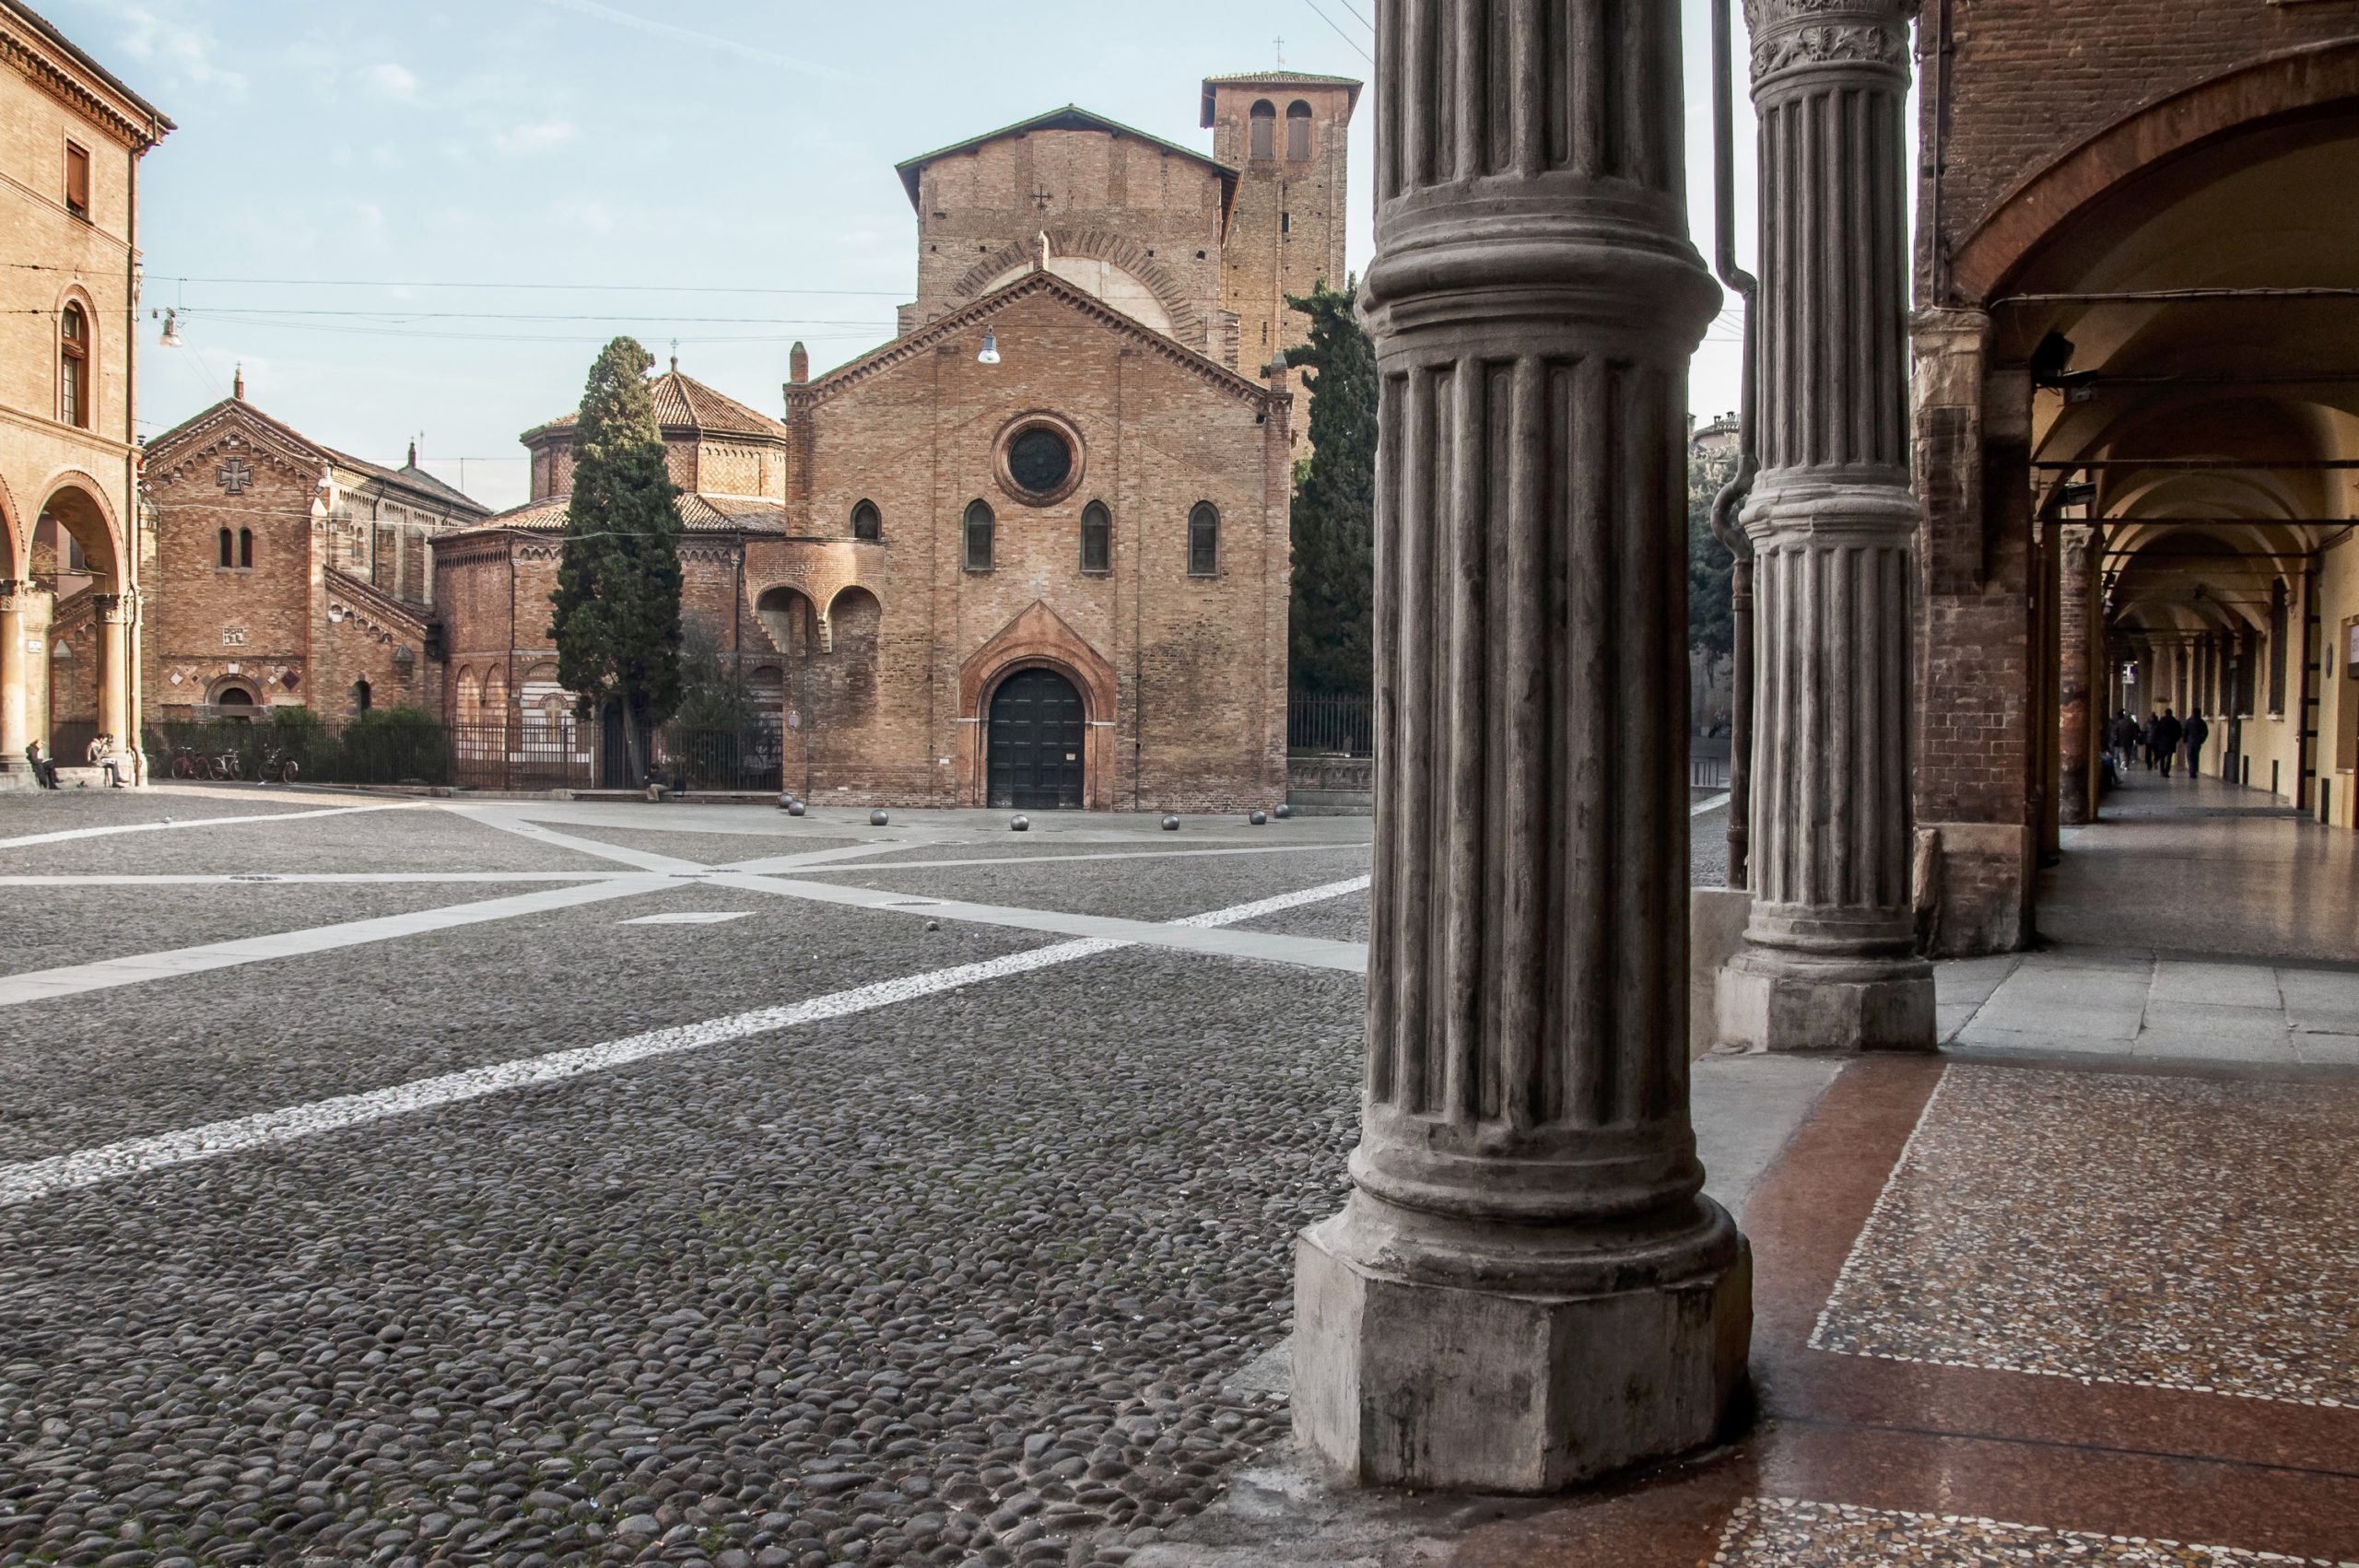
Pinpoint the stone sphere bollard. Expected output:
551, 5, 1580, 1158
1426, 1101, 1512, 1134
1162, 814, 1180, 832
778, 793, 796, 812
787, 799, 806, 817
1250, 810, 1268, 825
1273, 803, 1293, 820
1011, 814, 1030, 832
870, 809, 890, 826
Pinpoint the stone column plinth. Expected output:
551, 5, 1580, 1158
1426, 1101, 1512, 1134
1293, 0, 1750, 1493
1718, 0, 1934, 1051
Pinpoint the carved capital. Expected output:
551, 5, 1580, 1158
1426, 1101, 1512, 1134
93, 592, 136, 626
1748, 0, 1911, 88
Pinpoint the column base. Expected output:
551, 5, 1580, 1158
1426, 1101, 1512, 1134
1291, 1198, 1752, 1492
0, 757, 41, 792
1717, 948, 1936, 1052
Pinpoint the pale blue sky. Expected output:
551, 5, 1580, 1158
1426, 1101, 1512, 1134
53, 0, 1762, 511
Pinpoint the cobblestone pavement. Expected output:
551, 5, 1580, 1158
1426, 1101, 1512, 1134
0, 787, 1738, 1568
0, 790, 1395, 1568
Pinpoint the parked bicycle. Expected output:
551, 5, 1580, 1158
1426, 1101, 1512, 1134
169, 744, 204, 779
254, 742, 299, 785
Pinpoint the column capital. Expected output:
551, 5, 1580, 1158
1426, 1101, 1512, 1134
0, 579, 19, 612
94, 591, 137, 626
1747, 0, 1913, 92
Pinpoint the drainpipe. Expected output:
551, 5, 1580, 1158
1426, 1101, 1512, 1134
1711, 0, 1760, 891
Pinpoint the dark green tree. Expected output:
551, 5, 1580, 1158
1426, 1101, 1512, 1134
1285, 280, 1377, 695
550, 337, 685, 784
1688, 446, 1739, 663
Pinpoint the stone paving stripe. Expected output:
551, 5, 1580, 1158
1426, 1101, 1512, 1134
0, 800, 420, 850
750, 843, 1371, 876
0, 877, 667, 1008
717, 872, 1372, 971
0, 872, 622, 886
0, 936, 1124, 1208
1692, 792, 1731, 816
443, 809, 711, 872
0, 874, 1374, 1206
1171, 874, 1374, 928
623, 912, 755, 926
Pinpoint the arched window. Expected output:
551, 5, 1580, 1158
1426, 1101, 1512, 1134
218, 527, 234, 568
1286, 101, 1313, 160
1249, 99, 1276, 160
238, 528, 253, 569
1188, 502, 1220, 578
351, 678, 372, 714
1080, 500, 1111, 575
964, 499, 995, 572
59, 302, 88, 428
851, 499, 882, 541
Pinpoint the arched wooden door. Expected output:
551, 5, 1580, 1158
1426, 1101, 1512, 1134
987, 668, 1085, 809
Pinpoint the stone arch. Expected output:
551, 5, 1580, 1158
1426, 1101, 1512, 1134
948, 228, 1208, 347
1954, 39, 2359, 300
34, 469, 123, 591
955, 601, 1119, 810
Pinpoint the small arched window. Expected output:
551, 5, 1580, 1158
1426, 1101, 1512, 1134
1081, 501, 1111, 575
851, 499, 882, 541
964, 499, 995, 572
352, 678, 372, 714
1188, 503, 1220, 578
238, 528, 253, 569
1249, 99, 1276, 160
217, 527, 234, 568
59, 302, 88, 428
1286, 101, 1313, 160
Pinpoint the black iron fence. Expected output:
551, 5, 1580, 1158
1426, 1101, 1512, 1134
1288, 689, 1374, 757
1691, 735, 1731, 791
150, 708, 453, 787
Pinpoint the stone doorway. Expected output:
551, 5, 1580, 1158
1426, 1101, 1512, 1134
986, 668, 1085, 810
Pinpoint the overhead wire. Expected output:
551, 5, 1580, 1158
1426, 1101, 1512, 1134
1299, 0, 1374, 63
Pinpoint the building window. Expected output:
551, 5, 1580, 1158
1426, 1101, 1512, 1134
239, 528, 253, 568
995, 415, 1086, 507
1286, 101, 1313, 160
352, 679, 372, 714
965, 499, 995, 572
1188, 502, 1219, 578
65, 142, 89, 219
851, 498, 882, 541
1081, 500, 1111, 574
2270, 577, 2289, 715
59, 303, 88, 428
1250, 99, 1276, 160
217, 527, 234, 568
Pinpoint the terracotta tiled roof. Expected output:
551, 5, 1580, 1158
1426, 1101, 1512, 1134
895, 106, 1238, 216
1200, 71, 1364, 123
324, 447, 491, 516
523, 366, 789, 444
475, 492, 788, 534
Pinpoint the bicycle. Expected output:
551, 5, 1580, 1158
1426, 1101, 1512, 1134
170, 745, 203, 779
254, 743, 299, 785
208, 750, 242, 781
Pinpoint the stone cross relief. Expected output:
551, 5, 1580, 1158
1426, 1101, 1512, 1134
217, 456, 253, 495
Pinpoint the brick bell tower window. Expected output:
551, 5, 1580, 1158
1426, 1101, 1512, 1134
965, 500, 995, 572
1286, 101, 1313, 160
851, 499, 882, 541
1250, 99, 1276, 160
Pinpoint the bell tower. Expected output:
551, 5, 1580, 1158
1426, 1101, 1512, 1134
1203, 71, 1360, 455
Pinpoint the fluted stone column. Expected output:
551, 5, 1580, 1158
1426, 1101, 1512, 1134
1718, 0, 1933, 1052
1293, 0, 1750, 1493
2058, 523, 2100, 825
94, 592, 132, 748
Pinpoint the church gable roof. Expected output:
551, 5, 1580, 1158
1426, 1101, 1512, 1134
144, 397, 328, 489
794, 269, 1283, 414
894, 105, 1238, 216
1199, 70, 1364, 124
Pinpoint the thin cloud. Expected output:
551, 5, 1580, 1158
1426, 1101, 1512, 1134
369, 62, 421, 101
494, 119, 579, 156
528, 0, 839, 78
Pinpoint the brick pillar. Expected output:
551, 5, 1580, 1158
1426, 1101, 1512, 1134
1719, 0, 1935, 1049
2058, 523, 2100, 825
1292, 0, 1749, 1492
0, 580, 25, 779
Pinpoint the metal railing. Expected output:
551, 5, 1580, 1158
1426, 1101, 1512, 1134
1288, 689, 1374, 757
1690, 735, 1732, 791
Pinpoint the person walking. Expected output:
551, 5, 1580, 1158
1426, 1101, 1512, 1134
2141, 712, 2160, 770
2153, 708, 2184, 778
23, 739, 58, 789
2185, 710, 2211, 779
2110, 710, 2141, 775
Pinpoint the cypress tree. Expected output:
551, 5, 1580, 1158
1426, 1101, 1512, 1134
550, 336, 685, 785
1687, 446, 1739, 663
1285, 281, 1377, 696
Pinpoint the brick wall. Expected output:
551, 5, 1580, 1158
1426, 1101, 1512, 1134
1928, 0, 2355, 266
